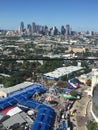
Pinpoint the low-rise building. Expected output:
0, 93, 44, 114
65, 47, 85, 53
0, 82, 33, 95
44, 66, 83, 79
77, 72, 92, 84
2, 112, 33, 129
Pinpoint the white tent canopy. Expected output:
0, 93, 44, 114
2, 107, 22, 117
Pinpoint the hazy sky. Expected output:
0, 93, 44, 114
0, 0, 98, 31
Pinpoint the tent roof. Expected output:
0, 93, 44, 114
1, 106, 22, 116
61, 94, 76, 99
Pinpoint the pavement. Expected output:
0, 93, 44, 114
40, 83, 92, 130
70, 85, 91, 130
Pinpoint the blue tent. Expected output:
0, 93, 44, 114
31, 122, 42, 130
41, 124, 52, 130
60, 121, 66, 130
0, 84, 55, 130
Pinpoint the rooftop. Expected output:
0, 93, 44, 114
0, 82, 33, 94
44, 66, 83, 79
2, 112, 32, 129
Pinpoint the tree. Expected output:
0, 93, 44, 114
86, 121, 98, 130
61, 75, 68, 81
3, 72, 24, 87
86, 79, 91, 86
32, 76, 37, 82
37, 60, 64, 73
8, 63, 13, 72
56, 81, 69, 89
70, 90, 77, 97
0, 77, 3, 84
4, 81, 14, 88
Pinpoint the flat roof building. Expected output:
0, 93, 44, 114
2, 112, 33, 129
0, 82, 33, 95
44, 66, 83, 79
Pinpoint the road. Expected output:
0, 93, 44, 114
70, 85, 91, 130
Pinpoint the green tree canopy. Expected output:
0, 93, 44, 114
56, 81, 69, 89
70, 90, 77, 97
37, 60, 64, 73
86, 121, 98, 130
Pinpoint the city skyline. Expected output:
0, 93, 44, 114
0, 0, 98, 31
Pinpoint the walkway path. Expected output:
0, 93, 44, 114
70, 88, 91, 130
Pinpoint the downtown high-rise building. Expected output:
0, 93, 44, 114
44, 25, 48, 35
32, 22, 36, 33
66, 24, 70, 35
61, 26, 66, 35
18, 21, 72, 36
27, 24, 32, 35
36, 25, 42, 34
20, 21, 24, 33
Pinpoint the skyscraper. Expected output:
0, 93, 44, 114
27, 24, 32, 35
66, 24, 70, 35
20, 21, 24, 33
41, 26, 45, 35
32, 22, 36, 34
61, 26, 65, 35
36, 25, 41, 34
44, 26, 48, 35
50, 26, 58, 36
